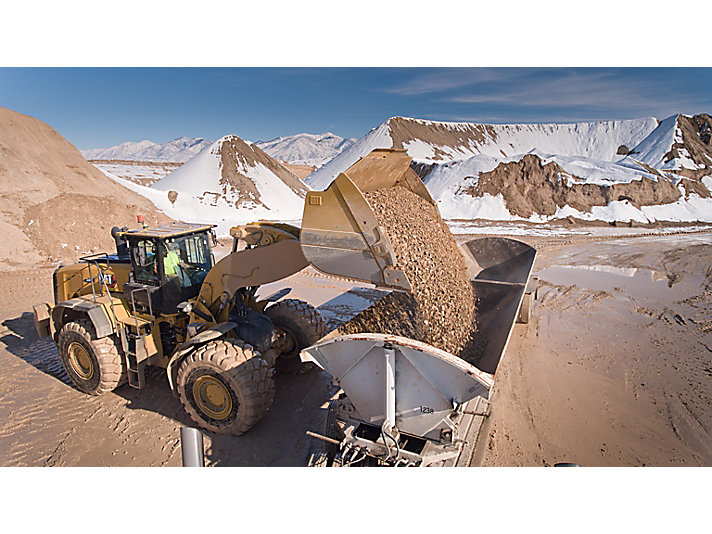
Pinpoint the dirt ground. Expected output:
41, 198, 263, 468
1, 228, 711, 466
0, 265, 381, 466
477, 231, 712, 466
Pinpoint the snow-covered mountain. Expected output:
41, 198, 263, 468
82, 137, 212, 162
308, 115, 712, 223
255, 132, 356, 166
101, 135, 309, 234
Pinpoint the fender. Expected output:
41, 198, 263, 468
165, 321, 237, 394
51, 299, 115, 339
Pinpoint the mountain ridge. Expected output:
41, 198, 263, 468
82, 136, 212, 162
83, 131, 357, 167
254, 132, 356, 166
307, 114, 712, 223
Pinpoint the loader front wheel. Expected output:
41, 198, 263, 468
265, 299, 327, 375
176, 338, 275, 435
57, 319, 126, 395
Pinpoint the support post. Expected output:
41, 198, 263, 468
180, 427, 205, 467
383, 343, 396, 436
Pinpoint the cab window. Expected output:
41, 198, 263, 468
163, 233, 213, 288
131, 239, 160, 285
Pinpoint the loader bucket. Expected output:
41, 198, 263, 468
300, 149, 435, 291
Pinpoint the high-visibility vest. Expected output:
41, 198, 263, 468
164, 251, 181, 275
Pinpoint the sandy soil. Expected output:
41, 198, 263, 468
1, 230, 710, 466
0, 107, 171, 269
478, 232, 712, 466
0, 266, 381, 466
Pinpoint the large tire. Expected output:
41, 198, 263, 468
324, 399, 345, 465
57, 318, 126, 395
176, 338, 275, 435
265, 299, 327, 374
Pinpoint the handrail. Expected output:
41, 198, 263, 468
83, 253, 121, 336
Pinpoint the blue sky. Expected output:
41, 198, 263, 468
1, 68, 711, 150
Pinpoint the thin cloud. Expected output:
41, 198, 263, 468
386, 68, 712, 122
448, 70, 712, 116
383, 68, 535, 96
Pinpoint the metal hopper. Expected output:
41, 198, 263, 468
459, 237, 537, 374
302, 237, 537, 467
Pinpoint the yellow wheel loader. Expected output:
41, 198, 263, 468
33, 148, 536, 442
34, 220, 329, 435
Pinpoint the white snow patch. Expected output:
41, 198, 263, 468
540, 153, 656, 186
550, 201, 651, 223
641, 194, 712, 222
306, 123, 394, 190
439, 193, 521, 222
589, 200, 651, 223
702, 175, 712, 192
626, 115, 678, 169
401, 139, 438, 161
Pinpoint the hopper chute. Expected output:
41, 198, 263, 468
300, 149, 436, 291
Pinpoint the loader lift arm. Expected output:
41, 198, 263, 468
189, 223, 309, 326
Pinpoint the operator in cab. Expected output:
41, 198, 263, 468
163, 241, 191, 287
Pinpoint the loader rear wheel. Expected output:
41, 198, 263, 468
176, 338, 275, 435
57, 319, 126, 395
266, 299, 327, 375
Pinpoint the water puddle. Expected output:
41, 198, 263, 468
538, 264, 703, 303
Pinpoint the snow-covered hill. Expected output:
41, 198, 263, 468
308, 115, 712, 224
255, 132, 356, 166
82, 136, 212, 162
102, 135, 309, 234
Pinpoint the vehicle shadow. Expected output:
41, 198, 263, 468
203, 371, 337, 466
114, 365, 337, 466
0, 312, 71, 385
1, 311, 337, 467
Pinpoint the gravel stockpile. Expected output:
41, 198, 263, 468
339, 186, 476, 356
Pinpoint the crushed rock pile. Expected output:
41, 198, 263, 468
339, 186, 476, 356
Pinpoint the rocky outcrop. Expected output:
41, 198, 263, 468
465, 154, 683, 219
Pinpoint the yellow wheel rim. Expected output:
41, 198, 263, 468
193, 375, 233, 420
67, 341, 94, 380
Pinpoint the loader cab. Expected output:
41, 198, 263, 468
122, 223, 216, 315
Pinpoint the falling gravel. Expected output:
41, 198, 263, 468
339, 186, 476, 356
